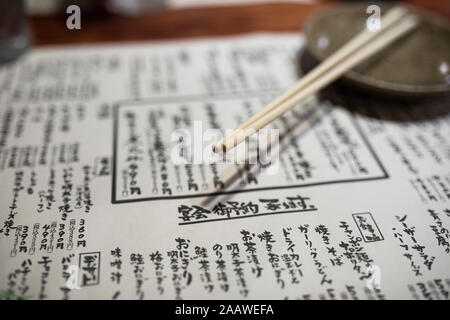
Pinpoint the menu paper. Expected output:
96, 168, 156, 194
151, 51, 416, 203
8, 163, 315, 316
0, 33, 449, 300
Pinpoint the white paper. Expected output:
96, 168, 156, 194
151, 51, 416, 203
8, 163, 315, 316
0, 33, 449, 300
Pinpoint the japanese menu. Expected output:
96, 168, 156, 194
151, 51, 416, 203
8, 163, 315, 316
0, 33, 449, 299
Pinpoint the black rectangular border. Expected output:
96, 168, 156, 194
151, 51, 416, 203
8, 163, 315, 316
78, 251, 101, 287
111, 92, 389, 203
352, 212, 385, 242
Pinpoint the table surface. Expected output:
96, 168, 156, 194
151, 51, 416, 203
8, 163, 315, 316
30, 0, 450, 46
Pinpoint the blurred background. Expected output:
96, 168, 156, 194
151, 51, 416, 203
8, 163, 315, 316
21, 0, 450, 46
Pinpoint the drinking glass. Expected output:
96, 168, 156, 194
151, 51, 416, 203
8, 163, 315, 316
0, 0, 31, 64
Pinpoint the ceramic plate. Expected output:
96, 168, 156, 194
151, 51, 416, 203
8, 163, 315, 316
304, 4, 450, 96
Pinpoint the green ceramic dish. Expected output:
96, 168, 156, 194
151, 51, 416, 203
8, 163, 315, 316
304, 4, 450, 96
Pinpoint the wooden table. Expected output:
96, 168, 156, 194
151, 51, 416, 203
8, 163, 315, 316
30, 1, 449, 46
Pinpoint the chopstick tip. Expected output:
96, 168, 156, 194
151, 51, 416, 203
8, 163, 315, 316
212, 143, 227, 154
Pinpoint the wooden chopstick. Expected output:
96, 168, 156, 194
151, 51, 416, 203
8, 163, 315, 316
228, 14, 418, 151
212, 5, 408, 153
213, 6, 416, 153
190, 102, 327, 207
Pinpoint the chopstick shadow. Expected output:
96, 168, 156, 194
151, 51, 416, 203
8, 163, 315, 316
193, 101, 331, 208
297, 47, 450, 122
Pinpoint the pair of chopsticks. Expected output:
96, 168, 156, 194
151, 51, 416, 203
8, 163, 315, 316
212, 5, 419, 154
